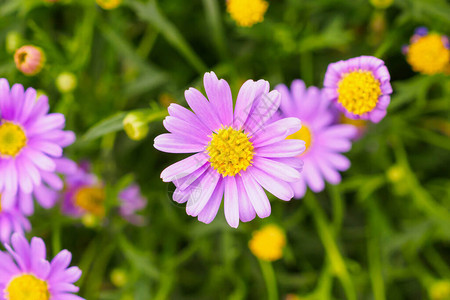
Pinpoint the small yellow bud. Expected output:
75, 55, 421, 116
110, 269, 128, 287
249, 224, 286, 262
96, 0, 122, 10
386, 165, 405, 183
6, 32, 23, 54
56, 72, 77, 93
81, 213, 100, 228
429, 280, 450, 300
369, 0, 393, 9
123, 112, 150, 141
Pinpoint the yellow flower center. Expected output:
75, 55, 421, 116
96, 0, 122, 10
5, 274, 50, 300
407, 34, 450, 75
74, 186, 106, 217
249, 225, 286, 261
206, 127, 254, 177
337, 70, 381, 116
0, 193, 3, 212
227, 0, 268, 27
0, 122, 27, 157
287, 125, 312, 154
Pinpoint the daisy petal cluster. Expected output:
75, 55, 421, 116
118, 184, 147, 225
323, 55, 392, 123
403, 27, 450, 75
0, 233, 83, 300
0, 197, 30, 243
0, 79, 76, 214
276, 80, 357, 198
154, 71, 305, 228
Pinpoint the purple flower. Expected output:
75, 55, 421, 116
0, 233, 83, 300
118, 184, 147, 225
61, 163, 105, 218
323, 56, 392, 123
0, 79, 75, 211
276, 80, 357, 198
154, 71, 305, 228
0, 203, 30, 243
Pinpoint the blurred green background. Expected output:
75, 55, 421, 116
1, 0, 449, 299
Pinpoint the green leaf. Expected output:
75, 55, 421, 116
81, 112, 127, 142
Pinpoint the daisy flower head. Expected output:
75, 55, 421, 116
154, 71, 305, 228
14, 45, 45, 76
0, 196, 30, 243
0, 233, 83, 300
323, 56, 392, 123
276, 80, 357, 198
118, 184, 147, 225
0, 79, 75, 207
62, 163, 106, 219
404, 27, 450, 75
227, 0, 268, 27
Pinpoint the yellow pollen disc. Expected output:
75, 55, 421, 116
0, 122, 27, 157
287, 125, 312, 154
0, 193, 2, 212
5, 274, 50, 300
407, 34, 450, 75
337, 70, 381, 116
206, 126, 254, 177
249, 225, 286, 262
74, 186, 106, 217
227, 0, 268, 27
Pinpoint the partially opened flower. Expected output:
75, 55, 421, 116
154, 71, 304, 228
404, 27, 450, 75
61, 163, 106, 219
276, 80, 357, 198
0, 79, 75, 211
0, 196, 30, 243
118, 184, 147, 225
0, 233, 83, 300
227, 0, 269, 27
249, 224, 286, 261
14, 45, 45, 76
323, 56, 392, 123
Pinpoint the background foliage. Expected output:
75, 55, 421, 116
1, 0, 450, 299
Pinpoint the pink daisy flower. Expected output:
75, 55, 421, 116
61, 163, 105, 218
118, 184, 147, 225
323, 56, 392, 123
0, 233, 83, 300
154, 71, 305, 228
0, 200, 30, 243
276, 80, 357, 198
0, 79, 75, 209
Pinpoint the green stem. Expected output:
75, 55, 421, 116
202, 0, 228, 60
330, 184, 344, 236
258, 259, 278, 300
300, 51, 314, 86
51, 216, 61, 256
304, 192, 356, 300
367, 201, 386, 300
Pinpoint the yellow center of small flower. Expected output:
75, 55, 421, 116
287, 125, 312, 154
96, 0, 122, 10
74, 186, 106, 217
337, 70, 381, 116
407, 34, 450, 75
249, 224, 286, 262
5, 274, 50, 300
206, 127, 254, 177
0, 122, 27, 157
227, 0, 269, 27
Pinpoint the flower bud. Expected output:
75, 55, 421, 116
14, 45, 45, 76
96, 0, 122, 10
123, 112, 150, 141
56, 72, 77, 93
